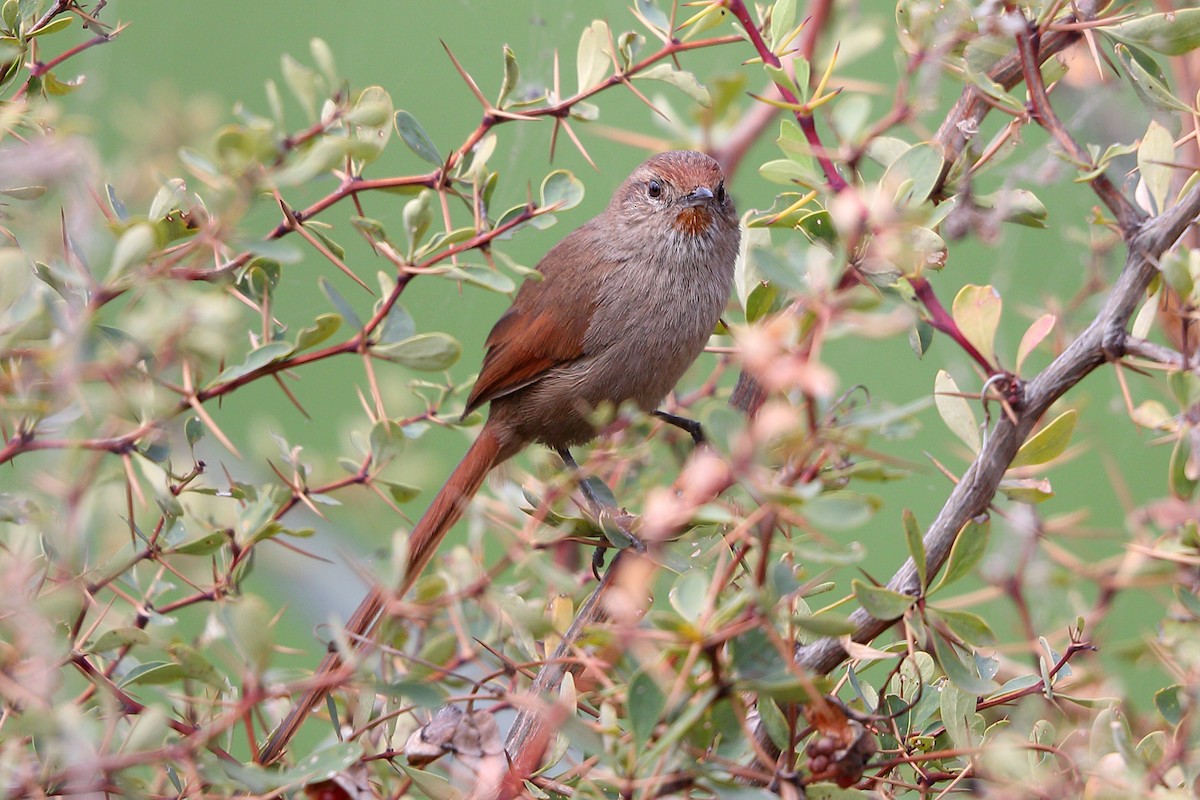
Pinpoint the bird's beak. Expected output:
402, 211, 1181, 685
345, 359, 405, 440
681, 186, 714, 207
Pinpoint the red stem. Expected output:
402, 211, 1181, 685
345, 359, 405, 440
723, 0, 847, 192
911, 275, 997, 375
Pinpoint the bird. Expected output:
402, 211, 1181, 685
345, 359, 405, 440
258, 149, 740, 763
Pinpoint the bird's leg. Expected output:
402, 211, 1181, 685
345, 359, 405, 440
555, 447, 644, 578
652, 410, 705, 446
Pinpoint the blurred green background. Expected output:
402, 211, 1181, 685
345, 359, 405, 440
61, 0, 1174, 708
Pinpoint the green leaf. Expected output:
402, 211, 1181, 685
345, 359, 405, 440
1138, 119, 1176, 214
930, 516, 990, 594
168, 530, 228, 556
1010, 409, 1077, 469
2, 0, 18, 30
107, 223, 156, 282
378, 302, 415, 344
745, 281, 779, 323
1169, 434, 1198, 500
280, 53, 318, 118
89, 627, 151, 653
576, 20, 611, 93
880, 142, 941, 207
934, 369, 980, 453
758, 697, 790, 752
437, 264, 516, 294
974, 188, 1048, 228
497, 44, 520, 107
769, 0, 798, 51
394, 110, 442, 165
633, 0, 670, 34
951, 284, 1001, 368
1114, 44, 1193, 116
369, 419, 404, 463
374, 333, 462, 370
400, 766, 458, 800
628, 670, 667, 748
930, 607, 996, 646
417, 226, 477, 258
633, 63, 711, 106
403, 189, 433, 254
294, 313, 342, 352
383, 481, 421, 504
910, 319, 933, 357
903, 509, 926, 591
797, 210, 835, 246
540, 169, 585, 211
934, 633, 996, 695
168, 642, 223, 687
852, 579, 915, 620
759, 157, 823, 188
309, 37, 337, 86
121, 661, 185, 687
1105, 9, 1200, 56
938, 677, 980, 748
214, 341, 293, 383
1155, 684, 1184, 726
184, 417, 204, 446
319, 276, 363, 329
998, 477, 1055, 504
30, 15, 72, 37
669, 570, 709, 623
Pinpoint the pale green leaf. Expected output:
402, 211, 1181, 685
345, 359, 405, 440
1106, 9, 1200, 56
931, 516, 990, 594
934, 370, 980, 453
374, 333, 462, 370
951, 284, 1001, 367
107, 223, 156, 282
633, 63, 711, 106
903, 509, 926, 591
540, 169, 585, 211
577, 20, 611, 93
1138, 119, 1176, 214
880, 142, 941, 206
1010, 409, 1077, 469
853, 579, 915, 620
395, 110, 442, 165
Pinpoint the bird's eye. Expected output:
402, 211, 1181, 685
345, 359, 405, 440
647, 179, 663, 199
716, 182, 726, 203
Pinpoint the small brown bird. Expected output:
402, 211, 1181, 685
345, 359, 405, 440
259, 150, 740, 762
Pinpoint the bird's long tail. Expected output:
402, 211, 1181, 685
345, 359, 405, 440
257, 423, 509, 764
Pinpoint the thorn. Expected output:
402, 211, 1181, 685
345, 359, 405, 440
560, 119, 598, 171
620, 76, 671, 121
440, 40, 490, 108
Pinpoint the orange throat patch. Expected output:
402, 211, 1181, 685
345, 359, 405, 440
673, 207, 712, 237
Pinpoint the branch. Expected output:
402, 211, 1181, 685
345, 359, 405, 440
796, 183, 1200, 674
723, 0, 848, 192
1012, 11, 1138, 230
712, 0, 835, 179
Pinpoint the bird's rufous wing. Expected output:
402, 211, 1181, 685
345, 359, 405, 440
462, 231, 610, 417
